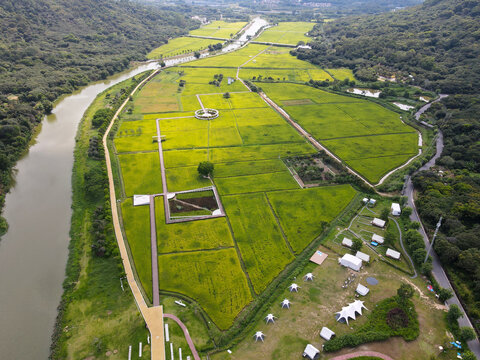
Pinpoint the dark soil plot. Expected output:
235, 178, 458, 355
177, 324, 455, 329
169, 195, 218, 214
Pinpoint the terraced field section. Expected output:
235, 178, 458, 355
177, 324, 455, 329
256, 21, 314, 45
113, 48, 359, 330
260, 83, 419, 183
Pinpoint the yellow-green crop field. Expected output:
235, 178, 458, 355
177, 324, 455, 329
189, 20, 247, 39
114, 29, 418, 331
256, 22, 314, 45
147, 37, 220, 59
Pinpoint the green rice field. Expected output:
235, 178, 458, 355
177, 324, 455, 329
147, 37, 220, 59
189, 20, 247, 39
255, 22, 314, 45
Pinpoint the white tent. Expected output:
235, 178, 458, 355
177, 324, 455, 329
265, 314, 276, 324
304, 273, 314, 281
253, 331, 265, 342
355, 251, 370, 263
372, 217, 386, 228
372, 233, 384, 244
369, 199, 377, 206
303, 344, 320, 360
386, 248, 401, 260
335, 300, 368, 324
391, 203, 401, 216
289, 283, 300, 292
342, 237, 353, 248
362, 197, 369, 204
339, 254, 362, 271
356, 284, 370, 296
281, 299, 291, 309
320, 327, 335, 341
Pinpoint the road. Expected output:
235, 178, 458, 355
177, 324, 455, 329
404, 99, 480, 358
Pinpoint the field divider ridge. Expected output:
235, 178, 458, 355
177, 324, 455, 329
264, 192, 295, 256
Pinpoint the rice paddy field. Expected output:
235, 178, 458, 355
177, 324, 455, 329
113, 26, 420, 333
189, 20, 247, 39
255, 22, 314, 45
147, 37, 221, 60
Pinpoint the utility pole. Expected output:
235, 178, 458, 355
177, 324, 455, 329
424, 216, 442, 263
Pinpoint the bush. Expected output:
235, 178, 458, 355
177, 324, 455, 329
459, 327, 476, 342
197, 161, 214, 177
438, 288, 453, 303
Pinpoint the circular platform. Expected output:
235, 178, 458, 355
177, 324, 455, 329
195, 108, 219, 120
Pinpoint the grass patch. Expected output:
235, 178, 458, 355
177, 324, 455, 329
189, 21, 247, 39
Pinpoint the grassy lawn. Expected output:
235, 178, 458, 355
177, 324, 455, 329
256, 22, 314, 45
223, 193, 295, 293
147, 37, 220, 59
267, 185, 358, 253
189, 20, 247, 39
118, 152, 162, 196
158, 248, 253, 330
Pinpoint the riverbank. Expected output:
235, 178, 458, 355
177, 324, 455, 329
50, 73, 152, 359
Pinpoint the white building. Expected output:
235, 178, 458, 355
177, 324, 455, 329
339, 254, 362, 271
362, 197, 369, 204
372, 217, 386, 228
303, 344, 320, 359
372, 233, 384, 244
386, 248, 401, 260
356, 284, 370, 296
320, 327, 335, 341
369, 199, 377, 207
355, 251, 370, 263
342, 237, 353, 248
391, 203, 401, 216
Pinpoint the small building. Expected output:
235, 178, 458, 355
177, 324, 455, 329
368, 199, 377, 207
362, 197, 369, 205
372, 233, 384, 244
320, 327, 335, 341
386, 248, 401, 260
310, 250, 328, 265
339, 254, 362, 271
372, 217, 386, 228
303, 344, 320, 359
342, 237, 353, 248
356, 284, 370, 296
391, 203, 401, 216
133, 195, 150, 206
355, 251, 370, 263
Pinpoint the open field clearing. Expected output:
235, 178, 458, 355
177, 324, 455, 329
114, 120, 158, 153
240, 68, 312, 82
243, 47, 323, 70
189, 20, 247, 38
223, 193, 294, 293
327, 68, 356, 81
147, 37, 220, 59
158, 248, 253, 330
256, 22, 314, 45
118, 152, 163, 196
215, 171, 299, 195
210, 246, 449, 360
120, 198, 153, 302
164, 148, 209, 168
154, 198, 234, 253
131, 72, 181, 113
267, 185, 357, 253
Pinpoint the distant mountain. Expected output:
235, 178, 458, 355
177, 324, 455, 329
0, 0, 195, 214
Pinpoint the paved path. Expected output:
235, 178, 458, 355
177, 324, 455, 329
150, 195, 160, 306
103, 70, 166, 360
389, 217, 417, 278
329, 351, 394, 360
164, 313, 201, 360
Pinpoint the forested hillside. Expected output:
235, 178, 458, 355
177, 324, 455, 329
296, 0, 480, 333
0, 0, 195, 229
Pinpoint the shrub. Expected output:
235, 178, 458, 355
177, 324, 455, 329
197, 161, 214, 177
386, 308, 409, 330
438, 288, 453, 303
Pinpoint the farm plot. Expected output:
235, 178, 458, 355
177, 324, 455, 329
189, 20, 247, 39
170, 67, 245, 95
158, 248, 253, 330
243, 47, 323, 70
326, 68, 355, 81
118, 152, 163, 196
131, 72, 181, 113
214, 159, 287, 178
223, 193, 294, 293
215, 171, 299, 195
114, 118, 158, 153
166, 166, 211, 192
240, 68, 312, 83
267, 185, 357, 253
184, 44, 269, 68
256, 22, 314, 45
154, 198, 233, 253
147, 37, 220, 59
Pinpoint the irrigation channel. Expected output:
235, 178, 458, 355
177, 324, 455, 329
0, 62, 159, 359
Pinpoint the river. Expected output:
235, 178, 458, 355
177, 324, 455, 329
0, 62, 158, 359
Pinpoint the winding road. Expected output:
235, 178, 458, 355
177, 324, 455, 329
403, 97, 480, 358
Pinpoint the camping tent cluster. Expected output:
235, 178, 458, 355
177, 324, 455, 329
335, 300, 368, 324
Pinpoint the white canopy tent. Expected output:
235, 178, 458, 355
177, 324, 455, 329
253, 331, 265, 342
391, 203, 401, 216
372, 217, 386, 228
355, 251, 370, 263
303, 344, 320, 360
289, 283, 300, 292
335, 300, 368, 324
372, 233, 384, 244
304, 273, 314, 281
356, 284, 370, 296
339, 253, 362, 271
386, 248, 401, 260
281, 299, 291, 309
342, 237, 353, 248
320, 327, 335, 341
265, 313, 276, 324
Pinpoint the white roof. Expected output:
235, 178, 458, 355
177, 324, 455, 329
320, 327, 335, 341
356, 284, 370, 296
386, 248, 401, 259
335, 300, 368, 324
363, 197, 369, 203
372, 234, 384, 244
342, 237, 353, 247
303, 344, 320, 359
391, 203, 401, 215
133, 195, 150, 206
339, 253, 362, 271
372, 218, 386, 228
355, 251, 370, 262
369, 199, 377, 204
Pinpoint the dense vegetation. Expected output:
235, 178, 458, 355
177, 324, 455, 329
0, 0, 195, 227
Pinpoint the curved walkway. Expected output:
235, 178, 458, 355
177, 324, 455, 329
389, 217, 417, 278
329, 351, 394, 360
164, 313, 201, 360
